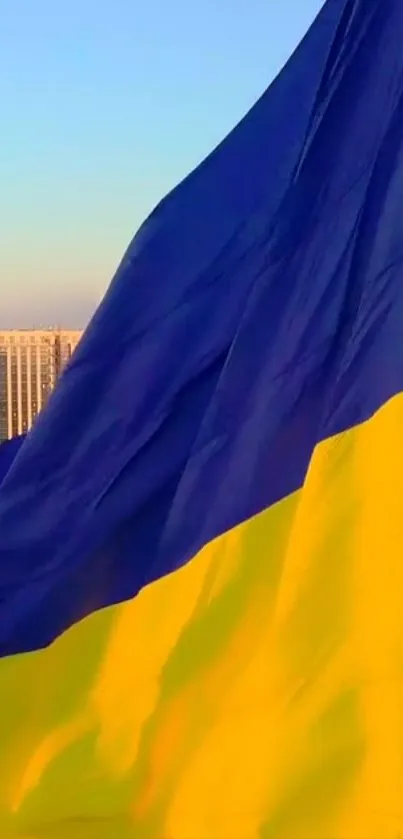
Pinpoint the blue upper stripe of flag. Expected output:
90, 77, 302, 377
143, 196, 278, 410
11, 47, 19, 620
0, 0, 402, 656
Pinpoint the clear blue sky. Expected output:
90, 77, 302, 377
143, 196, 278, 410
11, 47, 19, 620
1, 0, 323, 328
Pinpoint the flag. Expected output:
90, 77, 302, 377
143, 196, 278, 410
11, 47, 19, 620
1, 0, 403, 835
0, 437, 25, 486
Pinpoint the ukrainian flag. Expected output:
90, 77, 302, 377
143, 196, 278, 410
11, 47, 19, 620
1, 0, 403, 836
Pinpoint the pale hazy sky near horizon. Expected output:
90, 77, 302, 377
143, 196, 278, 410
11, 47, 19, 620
1, 0, 323, 329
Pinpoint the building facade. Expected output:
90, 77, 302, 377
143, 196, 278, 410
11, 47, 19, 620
0, 330, 83, 441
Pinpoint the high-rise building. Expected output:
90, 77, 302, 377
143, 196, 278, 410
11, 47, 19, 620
0, 329, 83, 441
